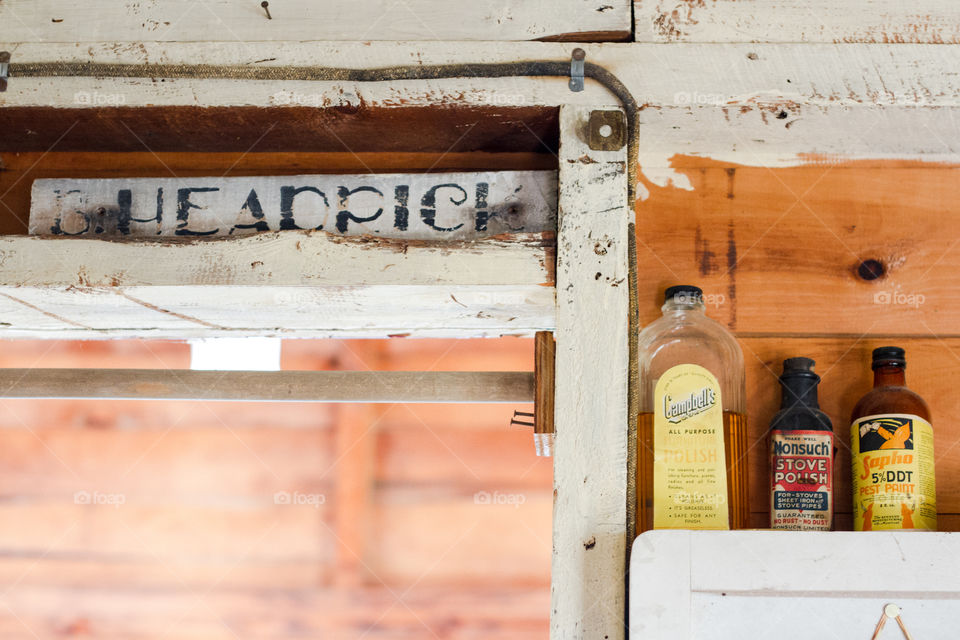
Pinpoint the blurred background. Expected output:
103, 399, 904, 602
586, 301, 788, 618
0, 337, 550, 638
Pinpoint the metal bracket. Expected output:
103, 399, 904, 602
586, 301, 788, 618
587, 109, 627, 151
0, 52, 9, 93
569, 48, 585, 92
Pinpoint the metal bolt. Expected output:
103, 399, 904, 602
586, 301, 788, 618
260, 1, 272, 19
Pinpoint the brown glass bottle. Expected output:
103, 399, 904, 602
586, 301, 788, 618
850, 346, 936, 531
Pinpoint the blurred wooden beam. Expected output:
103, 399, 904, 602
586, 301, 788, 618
0, 369, 534, 403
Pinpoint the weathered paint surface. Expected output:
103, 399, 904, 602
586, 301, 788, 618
552, 105, 630, 640
3, 42, 959, 174
635, 0, 960, 44
30, 171, 556, 240
0, 0, 631, 42
0, 230, 556, 338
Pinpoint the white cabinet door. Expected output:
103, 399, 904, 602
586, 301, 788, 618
631, 530, 960, 639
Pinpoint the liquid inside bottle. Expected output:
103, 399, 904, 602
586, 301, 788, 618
850, 346, 936, 531
636, 285, 749, 534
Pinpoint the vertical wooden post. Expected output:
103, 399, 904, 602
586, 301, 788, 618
552, 105, 631, 639
534, 331, 556, 457
332, 340, 385, 587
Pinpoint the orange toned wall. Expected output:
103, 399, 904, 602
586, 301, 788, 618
0, 338, 551, 638
636, 157, 960, 530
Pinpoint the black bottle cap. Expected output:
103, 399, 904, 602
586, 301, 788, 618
872, 346, 906, 368
664, 285, 703, 305
782, 357, 818, 379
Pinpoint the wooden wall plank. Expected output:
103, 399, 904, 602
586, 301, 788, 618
636, 163, 960, 336
552, 105, 630, 639
0, 426, 335, 498
0, 337, 553, 637
634, 0, 960, 44
0, 231, 556, 339
0, 153, 555, 240
4, 42, 960, 166
372, 491, 552, 584
0, 503, 331, 561
740, 337, 960, 526
377, 423, 552, 488
0, 585, 549, 639
28, 171, 556, 241
0, 0, 631, 43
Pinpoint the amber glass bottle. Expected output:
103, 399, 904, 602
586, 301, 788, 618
850, 347, 936, 531
636, 285, 748, 534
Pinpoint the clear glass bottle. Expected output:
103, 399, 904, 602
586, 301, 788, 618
636, 285, 748, 534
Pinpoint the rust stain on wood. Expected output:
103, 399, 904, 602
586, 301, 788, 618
0, 291, 92, 329
116, 291, 228, 329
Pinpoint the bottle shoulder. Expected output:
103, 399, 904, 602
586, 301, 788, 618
638, 312, 743, 364
850, 386, 931, 424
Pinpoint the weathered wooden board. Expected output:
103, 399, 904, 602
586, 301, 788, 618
552, 105, 630, 640
0, 0, 631, 42
29, 171, 556, 240
635, 162, 960, 336
634, 0, 960, 43
0, 584, 549, 638
3, 42, 959, 169
0, 369, 535, 403
0, 230, 556, 339
737, 337, 960, 520
0, 151, 556, 237
631, 531, 960, 639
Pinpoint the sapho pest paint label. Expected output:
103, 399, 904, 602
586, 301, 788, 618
653, 364, 728, 529
851, 414, 936, 531
770, 430, 833, 531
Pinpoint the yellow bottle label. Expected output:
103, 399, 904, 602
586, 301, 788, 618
851, 414, 937, 531
653, 364, 728, 529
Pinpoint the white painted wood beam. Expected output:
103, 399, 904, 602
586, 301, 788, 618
0, 0, 632, 43
634, 0, 960, 44
552, 105, 630, 639
4, 42, 959, 170
0, 231, 555, 339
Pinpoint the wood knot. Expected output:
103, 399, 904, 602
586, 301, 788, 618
857, 259, 886, 281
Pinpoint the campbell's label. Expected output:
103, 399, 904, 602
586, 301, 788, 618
770, 430, 833, 530
653, 364, 728, 529
851, 414, 936, 531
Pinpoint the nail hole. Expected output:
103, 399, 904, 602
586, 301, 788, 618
858, 259, 885, 281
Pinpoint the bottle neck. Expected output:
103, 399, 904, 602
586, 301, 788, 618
779, 377, 820, 410
662, 300, 705, 314
873, 364, 906, 388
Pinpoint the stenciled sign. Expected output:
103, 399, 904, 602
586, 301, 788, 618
30, 171, 557, 240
